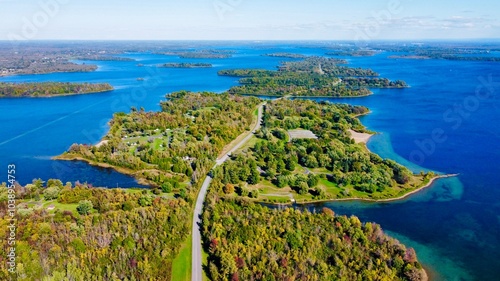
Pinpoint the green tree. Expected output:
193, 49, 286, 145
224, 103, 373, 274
138, 194, 154, 207
43, 186, 61, 200
161, 182, 173, 193
76, 200, 93, 215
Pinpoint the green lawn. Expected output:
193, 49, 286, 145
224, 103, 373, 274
171, 234, 192, 281
202, 247, 209, 281
234, 135, 259, 154
43, 200, 78, 211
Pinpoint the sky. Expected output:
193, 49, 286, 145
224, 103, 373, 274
1, 0, 499, 41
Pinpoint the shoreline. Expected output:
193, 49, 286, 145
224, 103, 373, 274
240, 92, 373, 99
0, 68, 97, 77
261, 174, 459, 206
52, 154, 157, 187
0, 89, 114, 98
348, 129, 374, 144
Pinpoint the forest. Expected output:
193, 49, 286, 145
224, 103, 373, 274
211, 99, 433, 203
326, 50, 376, 57
218, 57, 406, 97
264, 53, 308, 58
158, 50, 234, 59
0, 82, 114, 97
201, 192, 427, 280
57, 92, 261, 199
0, 180, 190, 280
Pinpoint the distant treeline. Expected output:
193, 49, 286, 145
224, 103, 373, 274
263, 53, 308, 58
75, 55, 135, 61
0, 82, 113, 97
159, 63, 213, 68
326, 50, 376, 57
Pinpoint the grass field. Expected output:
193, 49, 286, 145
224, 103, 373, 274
42, 200, 79, 213
202, 247, 209, 281
171, 235, 192, 281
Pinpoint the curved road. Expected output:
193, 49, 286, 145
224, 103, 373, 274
191, 103, 264, 281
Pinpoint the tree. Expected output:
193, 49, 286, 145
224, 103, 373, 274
249, 190, 259, 198
76, 200, 93, 215
307, 174, 319, 187
43, 186, 61, 200
305, 154, 319, 168
224, 183, 235, 194
161, 182, 173, 193
47, 179, 63, 188
138, 194, 154, 207
179, 188, 188, 200
297, 181, 309, 195
275, 175, 288, 188
285, 158, 296, 171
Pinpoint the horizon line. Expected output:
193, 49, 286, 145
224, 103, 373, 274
1, 38, 500, 42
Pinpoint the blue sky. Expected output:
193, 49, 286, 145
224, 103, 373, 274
1, 0, 499, 40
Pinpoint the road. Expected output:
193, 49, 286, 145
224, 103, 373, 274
191, 103, 264, 281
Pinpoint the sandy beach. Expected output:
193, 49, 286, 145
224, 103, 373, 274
348, 129, 373, 144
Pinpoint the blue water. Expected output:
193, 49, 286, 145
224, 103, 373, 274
1, 43, 499, 280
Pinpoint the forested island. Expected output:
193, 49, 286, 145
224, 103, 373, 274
158, 50, 234, 59
218, 57, 406, 97
326, 50, 376, 57
0, 82, 114, 98
263, 52, 308, 58
373, 42, 500, 62
158, 63, 213, 68
389, 54, 500, 61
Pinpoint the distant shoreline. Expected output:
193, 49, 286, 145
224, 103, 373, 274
0, 89, 113, 98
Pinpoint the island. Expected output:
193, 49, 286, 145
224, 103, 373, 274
158, 63, 213, 68
0, 82, 114, 98
389, 54, 500, 61
326, 50, 376, 57
158, 49, 234, 59
375, 42, 500, 62
263, 52, 308, 58
218, 57, 406, 97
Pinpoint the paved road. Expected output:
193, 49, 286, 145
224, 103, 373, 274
191, 103, 264, 281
